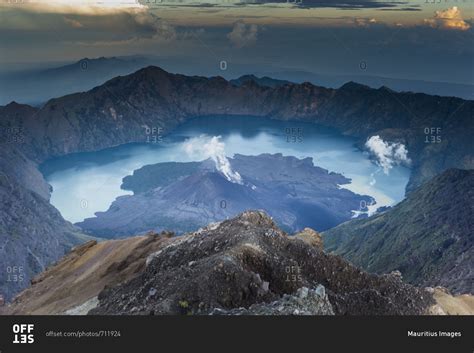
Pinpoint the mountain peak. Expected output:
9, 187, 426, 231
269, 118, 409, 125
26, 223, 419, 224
136, 65, 170, 75
339, 81, 371, 90
230, 74, 291, 88
87, 210, 434, 315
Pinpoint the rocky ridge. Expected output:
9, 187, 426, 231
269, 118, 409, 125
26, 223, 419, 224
89, 211, 434, 315
4, 211, 472, 315
324, 169, 474, 294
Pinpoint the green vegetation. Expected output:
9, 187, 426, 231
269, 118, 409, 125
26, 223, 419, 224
323, 169, 473, 294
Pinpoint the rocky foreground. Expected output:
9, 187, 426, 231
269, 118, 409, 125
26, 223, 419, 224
89, 211, 436, 315
5, 211, 457, 315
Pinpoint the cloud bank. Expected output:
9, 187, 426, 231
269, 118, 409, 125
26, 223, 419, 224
365, 135, 411, 174
424, 6, 470, 31
183, 135, 243, 184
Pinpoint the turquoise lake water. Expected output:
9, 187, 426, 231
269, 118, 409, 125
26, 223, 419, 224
41, 116, 410, 223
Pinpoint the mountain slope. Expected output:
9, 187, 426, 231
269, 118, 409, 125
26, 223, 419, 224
0, 56, 153, 105
89, 211, 434, 315
0, 170, 89, 302
77, 154, 372, 237
0, 140, 94, 302
323, 169, 474, 294
2, 233, 173, 315
5, 212, 472, 315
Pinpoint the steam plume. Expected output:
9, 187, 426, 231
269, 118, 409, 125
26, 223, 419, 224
365, 135, 411, 174
183, 135, 243, 184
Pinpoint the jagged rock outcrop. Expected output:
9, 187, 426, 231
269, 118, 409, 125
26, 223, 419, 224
211, 286, 334, 315
89, 211, 434, 315
324, 169, 474, 294
291, 228, 323, 250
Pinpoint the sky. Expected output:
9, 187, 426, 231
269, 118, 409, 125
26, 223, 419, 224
0, 0, 473, 83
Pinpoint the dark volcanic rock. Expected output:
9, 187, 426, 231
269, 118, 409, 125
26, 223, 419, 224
324, 169, 474, 294
89, 211, 434, 315
211, 286, 334, 315
0, 169, 86, 301
121, 161, 201, 194
77, 154, 372, 237
0, 142, 89, 301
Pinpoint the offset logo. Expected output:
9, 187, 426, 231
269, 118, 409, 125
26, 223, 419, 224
12, 324, 34, 344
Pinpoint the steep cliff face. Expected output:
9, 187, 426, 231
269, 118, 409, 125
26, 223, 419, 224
0, 125, 92, 302
324, 169, 474, 295
0, 144, 50, 200
0, 172, 88, 302
89, 211, 434, 315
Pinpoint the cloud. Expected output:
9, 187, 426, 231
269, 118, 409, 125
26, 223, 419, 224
424, 6, 470, 31
227, 21, 258, 48
132, 11, 177, 41
183, 135, 243, 184
272, 0, 405, 10
0, 5, 177, 44
64, 17, 84, 28
365, 135, 411, 174
353, 17, 377, 27
9, 0, 143, 14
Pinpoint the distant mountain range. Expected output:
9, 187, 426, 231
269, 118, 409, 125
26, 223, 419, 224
1, 56, 473, 106
2, 65, 472, 191
0, 56, 153, 106
324, 169, 474, 294
258, 70, 474, 101
0, 65, 472, 303
229, 75, 291, 88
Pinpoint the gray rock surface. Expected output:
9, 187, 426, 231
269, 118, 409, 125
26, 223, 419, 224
0, 170, 86, 301
90, 211, 434, 315
211, 286, 334, 315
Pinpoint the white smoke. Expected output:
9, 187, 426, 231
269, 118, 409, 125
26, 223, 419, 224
183, 135, 243, 184
365, 135, 411, 175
